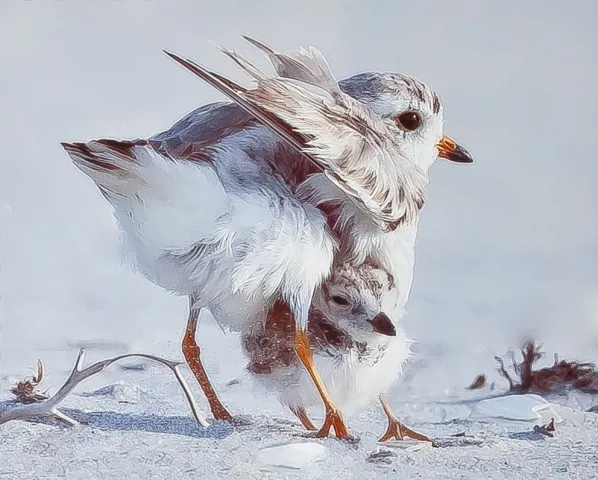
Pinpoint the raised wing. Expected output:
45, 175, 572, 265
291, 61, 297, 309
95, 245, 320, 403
163, 51, 319, 171
164, 47, 427, 230
241, 35, 342, 97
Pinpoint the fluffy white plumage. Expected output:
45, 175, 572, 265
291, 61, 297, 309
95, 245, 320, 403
65, 129, 336, 332
61, 38, 473, 428
257, 332, 411, 415
243, 261, 412, 414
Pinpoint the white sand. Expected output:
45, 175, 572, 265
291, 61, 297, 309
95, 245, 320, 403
1, 329, 597, 479
2, 1, 598, 478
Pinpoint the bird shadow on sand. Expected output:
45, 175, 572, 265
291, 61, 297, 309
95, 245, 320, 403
507, 430, 554, 442
62, 409, 236, 439
1, 401, 308, 440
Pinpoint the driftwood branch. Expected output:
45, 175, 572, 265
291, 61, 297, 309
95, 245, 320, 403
0, 349, 209, 427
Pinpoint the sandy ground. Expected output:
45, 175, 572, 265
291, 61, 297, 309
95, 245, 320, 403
2, 1, 598, 479
0, 324, 598, 479
1, 323, 598, 479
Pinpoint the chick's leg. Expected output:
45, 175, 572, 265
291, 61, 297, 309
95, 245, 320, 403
378, 394, 436, 446
182, 299, 232, 422
290, 406, 317, 431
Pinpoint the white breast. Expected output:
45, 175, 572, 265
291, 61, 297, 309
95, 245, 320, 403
251, 327, 411, 414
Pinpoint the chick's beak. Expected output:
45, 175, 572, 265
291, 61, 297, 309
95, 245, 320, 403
436, 135, 474, 163
369, 313, 396, 337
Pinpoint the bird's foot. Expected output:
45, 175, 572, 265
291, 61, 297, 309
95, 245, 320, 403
378, 418, 437, 447
315, 407, 353, 440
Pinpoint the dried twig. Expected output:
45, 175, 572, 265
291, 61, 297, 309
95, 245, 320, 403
518, 343, 542, 390
10, 359, 49, 404
0, 349, 209, 427
494, 355, 515, 390
533, 418, 556, 438
495, 341, 598, 394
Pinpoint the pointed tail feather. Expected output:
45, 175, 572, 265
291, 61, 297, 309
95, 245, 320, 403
61, 139, 154, 200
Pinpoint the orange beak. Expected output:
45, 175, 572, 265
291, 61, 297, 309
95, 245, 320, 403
436, 135, 474, 163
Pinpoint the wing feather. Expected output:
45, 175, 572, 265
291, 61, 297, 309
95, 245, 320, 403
165, 47, 427, 230
241, 35, 342, 97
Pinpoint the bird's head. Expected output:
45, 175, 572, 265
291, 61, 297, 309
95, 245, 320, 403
339, 72, 473, 172
313, 263, 398, 339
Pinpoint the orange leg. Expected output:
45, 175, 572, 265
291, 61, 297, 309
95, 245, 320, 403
182, 302, 233, 422
290, 406, 317, 431
295, 329, 352, 439
378, 395, 436, 446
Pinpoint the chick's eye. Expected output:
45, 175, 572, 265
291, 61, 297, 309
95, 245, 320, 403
331, 295, 350, 306
395, 111, 422, 131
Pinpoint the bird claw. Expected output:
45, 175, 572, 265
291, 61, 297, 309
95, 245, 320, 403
378, 419, 437, 447
315, 407, 353, 440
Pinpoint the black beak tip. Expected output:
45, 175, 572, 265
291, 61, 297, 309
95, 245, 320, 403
448, 144, 474, 164
369, 313, 396, 337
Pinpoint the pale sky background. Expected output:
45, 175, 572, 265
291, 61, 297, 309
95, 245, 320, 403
1, 1, 597, 387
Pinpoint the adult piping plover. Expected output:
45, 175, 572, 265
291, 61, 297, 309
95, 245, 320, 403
61, 37, 473, 438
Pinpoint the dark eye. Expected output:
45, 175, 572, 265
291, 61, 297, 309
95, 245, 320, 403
395, 111, 422, 131
331, 295, 350, 306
